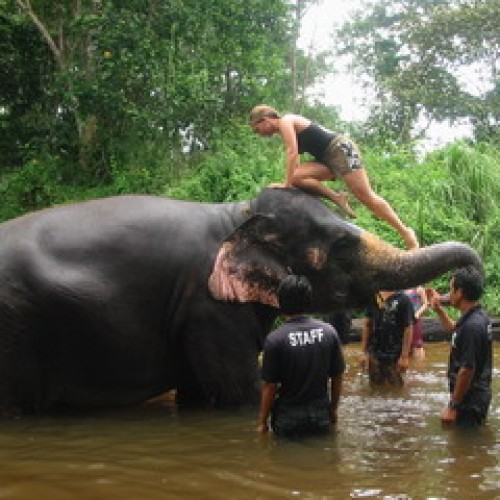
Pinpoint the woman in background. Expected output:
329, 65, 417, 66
405, 285, 428, 358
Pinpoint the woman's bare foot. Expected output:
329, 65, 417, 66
332, 192, 357, 218
402, 227, 419, 250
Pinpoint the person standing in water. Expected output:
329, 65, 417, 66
249, 104, 419, 249
258, 275, 345, 438
405, 285, 429, 359
359, 290, 414, 386
427, 267, 493, 427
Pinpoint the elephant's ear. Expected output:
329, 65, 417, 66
208, 214, 287, 307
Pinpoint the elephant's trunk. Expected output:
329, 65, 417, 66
360, 233, 483, 292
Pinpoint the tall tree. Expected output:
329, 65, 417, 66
2, 0, 293, 179
0, 10, 54, 167
288, 0, 330, 110
336, 0, 500, 143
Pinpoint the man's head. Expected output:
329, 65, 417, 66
278, 275, 312, 316
450, 266, 484, 306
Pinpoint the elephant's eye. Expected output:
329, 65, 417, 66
262, 233, 280, 245
305, 246, 328, 270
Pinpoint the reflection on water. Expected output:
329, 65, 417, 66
0, 343, 498, 499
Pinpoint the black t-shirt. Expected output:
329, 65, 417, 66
366, 292, 414, 361
261, 316, 345, 406
448, 305, 493, 409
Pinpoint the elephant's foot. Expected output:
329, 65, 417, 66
0, 403, 23, 419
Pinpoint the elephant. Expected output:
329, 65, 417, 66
0, 187, 482, 415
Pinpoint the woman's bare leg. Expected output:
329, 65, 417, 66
291, 162, 356, 218
343, 169, 419, 249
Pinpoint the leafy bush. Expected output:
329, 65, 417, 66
165, 122, 283, 202
0, 159, 72, 220
362, 141, 500, 313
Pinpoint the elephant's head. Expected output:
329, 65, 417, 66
208, 188, 483, 312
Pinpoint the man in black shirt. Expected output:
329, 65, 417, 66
359, 290, 414, 386
427, 266, 493, 427
257, 275, 345, 438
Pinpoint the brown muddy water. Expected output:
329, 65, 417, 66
0, 343, 498, 500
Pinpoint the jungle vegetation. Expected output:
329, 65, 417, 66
1, 0, 499, 313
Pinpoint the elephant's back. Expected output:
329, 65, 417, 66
0, 194, 251, 310
0, 195, 242, 263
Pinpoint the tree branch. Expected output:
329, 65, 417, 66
16, 0, 64, 68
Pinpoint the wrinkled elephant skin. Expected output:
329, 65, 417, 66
0, 188, 482, 414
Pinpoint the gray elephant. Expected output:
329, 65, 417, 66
0, 188, 482, 415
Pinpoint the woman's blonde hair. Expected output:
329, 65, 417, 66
249, 104, 280, 125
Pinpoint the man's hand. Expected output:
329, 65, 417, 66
267, 182, 287, 189
441, 406, 458, 426
358, 352, 368, 370
330, 407, 338, 425
257, 421, 269, 433
397, 354, 409, 372
425, 288, 441, 310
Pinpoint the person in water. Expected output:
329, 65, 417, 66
258, 275, 345, 438
249, 104, 419, 249
426, 267, 493, 427
359, 290, 414, 386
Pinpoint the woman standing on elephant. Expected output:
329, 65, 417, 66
249, 104, 419, 249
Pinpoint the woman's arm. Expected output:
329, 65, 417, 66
278, 116, 300, 187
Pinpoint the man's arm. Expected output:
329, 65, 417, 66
329, 374, 343, 424
414, 286, 428, 319
441, 366, 474, 425
398, 324, 413, 372
359, 316, 371, 369
426, 288, 456, 332
257, 382, 277, 433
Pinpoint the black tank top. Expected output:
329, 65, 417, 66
297, 123, 336, 160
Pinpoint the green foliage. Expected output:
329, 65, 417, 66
0, 10, 56, 168
166, 123, 283, 202
165, 101, 345, 203
358, 141, 500, 313
3, 0, 294, 179
337, 0, 500, 141
0, 159, 69, 220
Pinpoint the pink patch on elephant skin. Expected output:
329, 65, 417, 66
208, 242, 279, 307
